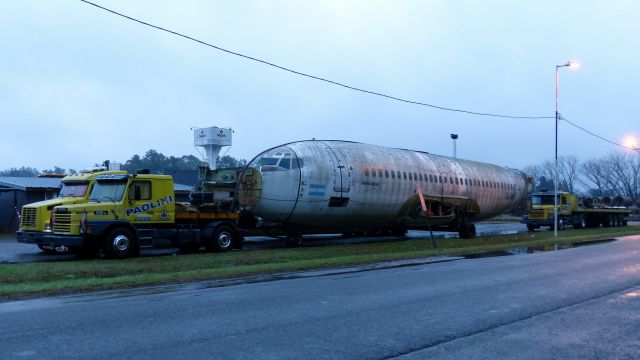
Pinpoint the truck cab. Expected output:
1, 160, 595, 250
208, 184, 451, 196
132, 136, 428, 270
43, 172, 239, 259
16, 169, 127, 252
46, 173, 175, 258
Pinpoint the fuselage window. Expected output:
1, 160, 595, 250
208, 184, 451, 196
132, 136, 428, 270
391, 170, 396, 179
385, 169, 389, 178
378, 169, 383, 177
403, 172, 407, 180
455, 178, 459, 185
414, 173, 418, 181
429, 174, 434, 182
372, 169, 376, 177
408, 172, 413, 180
397, 171, 402, 179
364, 167, 369, 176
419, 173, 423, 181
449, 177, 453, 184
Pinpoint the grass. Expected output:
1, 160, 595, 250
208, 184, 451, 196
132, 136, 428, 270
2, 226, 639, 301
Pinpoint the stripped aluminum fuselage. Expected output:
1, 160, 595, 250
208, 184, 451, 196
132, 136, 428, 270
238, 140, 528, 232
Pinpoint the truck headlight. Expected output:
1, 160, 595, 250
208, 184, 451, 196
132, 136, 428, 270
44, 223, 52, 232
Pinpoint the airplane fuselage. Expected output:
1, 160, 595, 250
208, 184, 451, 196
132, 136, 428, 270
238, 140, 529, 235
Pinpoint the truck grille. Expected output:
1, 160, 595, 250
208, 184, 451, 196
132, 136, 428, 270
21, 208, 37, 228
53, 214, 72, 233
528, 209, 546, 219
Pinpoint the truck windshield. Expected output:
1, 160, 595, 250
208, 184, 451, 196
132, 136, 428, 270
59, 182, 89, 197
531, 195, 556, 206
90, 181, 127, 202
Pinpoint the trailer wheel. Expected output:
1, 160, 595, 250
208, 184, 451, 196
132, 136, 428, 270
459, 224, 476, 239
575, 215, 586, 229
102, 228, 136, 259
205, 224, 236, 252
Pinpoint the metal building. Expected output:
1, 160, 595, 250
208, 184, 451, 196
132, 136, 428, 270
0, 177, 62, 232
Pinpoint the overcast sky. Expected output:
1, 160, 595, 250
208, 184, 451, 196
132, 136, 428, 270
2, 0, 638, 172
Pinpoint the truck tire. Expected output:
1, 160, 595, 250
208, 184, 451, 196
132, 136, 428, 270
285, 235, 304, 247
527, 224, 538, 232
551, 218, 564, 231
102, 228, 136, 259
575, 215, 586, 229
205, 224, 236, 252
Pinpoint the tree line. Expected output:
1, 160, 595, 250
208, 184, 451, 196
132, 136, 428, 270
524, 151, 640, 200
0, 150, 247, 177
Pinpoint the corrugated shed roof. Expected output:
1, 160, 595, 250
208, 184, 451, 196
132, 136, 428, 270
0, 177, 194, 192
174, 183, 193, 192
0, 177, 62, 191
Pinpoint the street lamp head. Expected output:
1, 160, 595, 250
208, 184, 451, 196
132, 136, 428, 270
557, 60, 580, 70
450, 134, 458, 140
567, 60, 580, 70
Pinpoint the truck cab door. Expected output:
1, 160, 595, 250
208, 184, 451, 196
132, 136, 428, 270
126, 180, 155, 223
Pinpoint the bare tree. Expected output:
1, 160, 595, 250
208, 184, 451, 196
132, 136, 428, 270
580, 152, 640, 199
523, 156, 583, 193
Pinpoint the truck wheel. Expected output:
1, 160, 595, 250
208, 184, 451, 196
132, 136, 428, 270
575, 215, 586, 229
557, 218, 565, 230
527, 224, 538, 232
285, 236, 304, 248
206, 225, 236, 252
103, 228, 136, 259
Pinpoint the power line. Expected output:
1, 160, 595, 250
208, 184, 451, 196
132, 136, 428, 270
80, 0, 553, 120
559, 115, 633, 151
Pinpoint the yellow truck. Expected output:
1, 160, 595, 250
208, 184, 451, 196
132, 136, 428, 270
522, 191, 630, 231
40, 171, 240, 259
16, 169, 126, 253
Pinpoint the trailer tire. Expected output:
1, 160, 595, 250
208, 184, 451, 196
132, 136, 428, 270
102, 228, 136, 259
205, 224, 236, 252
575, 215, 586, 229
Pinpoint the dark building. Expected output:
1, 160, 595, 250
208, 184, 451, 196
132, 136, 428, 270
0, 177, 194, 233
0, 177, 61, 232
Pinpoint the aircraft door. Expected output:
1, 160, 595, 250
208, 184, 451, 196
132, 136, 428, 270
431, 156, 453, 198
323, 144, 351, 194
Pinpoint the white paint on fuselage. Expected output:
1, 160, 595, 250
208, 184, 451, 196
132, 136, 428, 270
245, 141, 528, 229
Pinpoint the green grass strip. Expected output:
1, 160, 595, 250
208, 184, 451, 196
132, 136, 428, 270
1, 226, 639, 300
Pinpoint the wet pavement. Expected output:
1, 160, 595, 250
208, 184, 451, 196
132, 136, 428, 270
3, 235, 640, 359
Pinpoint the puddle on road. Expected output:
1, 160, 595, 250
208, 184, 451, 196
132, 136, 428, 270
464, 239, 615, 259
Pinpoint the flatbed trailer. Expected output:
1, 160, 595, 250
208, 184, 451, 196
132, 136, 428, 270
523, 191, 630, 231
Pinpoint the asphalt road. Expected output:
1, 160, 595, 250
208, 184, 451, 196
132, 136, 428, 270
2, 235, 640, 359
0, 222, 528, 263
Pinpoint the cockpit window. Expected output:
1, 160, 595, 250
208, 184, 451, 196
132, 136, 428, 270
258, 158, 279, 166
251, 146, 300, 172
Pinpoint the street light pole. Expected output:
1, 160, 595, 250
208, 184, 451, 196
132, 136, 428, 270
554, 60, 578, 238
450, 134, 458, 158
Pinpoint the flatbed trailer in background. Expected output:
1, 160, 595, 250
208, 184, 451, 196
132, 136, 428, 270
522, 191, 630, 231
